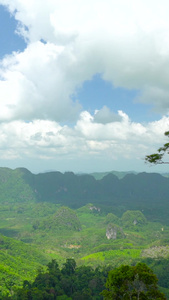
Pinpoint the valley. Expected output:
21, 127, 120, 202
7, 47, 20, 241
0, 168, 169, 298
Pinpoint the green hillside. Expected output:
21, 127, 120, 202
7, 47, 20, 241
0, 168, 169, 297
0, 234, 49, 296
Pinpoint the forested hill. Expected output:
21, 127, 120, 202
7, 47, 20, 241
1, 167, 169, 223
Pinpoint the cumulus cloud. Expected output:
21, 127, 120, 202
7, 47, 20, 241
0, 111, 168, 164
0, 41, 82, 121
93, 106, 122, 124
1, 0, 169, 171
0, 108, 168, 172
0, 0, 169, 122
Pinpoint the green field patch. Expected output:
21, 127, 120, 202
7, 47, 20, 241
82, 249, 141, 262
92, 242, 134, 252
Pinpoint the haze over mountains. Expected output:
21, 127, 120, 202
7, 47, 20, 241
1, 167, 169, 224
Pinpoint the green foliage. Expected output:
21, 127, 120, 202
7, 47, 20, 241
62, 258, 76, 276
92, 242, 134, 253
0, 167, 169, 297
142, 258, 169, 291
0, 168, 35, 203
104, 213, 119, 225
145, 153, 164, 164
7, 259, 108, 300
102, 263, 166, 299
0, 199, 169, 296
82, 249, 142, 264
1, 167, 169, 225
121, 210, 147, 228
36, 206, 81, 232
145, 131, 169, 165
77, 206, 103, 229
0, 234, 49, 296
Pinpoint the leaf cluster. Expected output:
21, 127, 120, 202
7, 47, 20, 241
145, 131, 169, 164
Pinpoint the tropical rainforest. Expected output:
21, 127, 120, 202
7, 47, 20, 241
0, 167, 169, 298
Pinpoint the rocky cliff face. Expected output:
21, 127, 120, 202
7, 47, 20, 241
106, 225, 117, 240
106, 224, 125, 240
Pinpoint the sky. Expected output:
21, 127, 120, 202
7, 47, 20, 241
0, 1, 169, 174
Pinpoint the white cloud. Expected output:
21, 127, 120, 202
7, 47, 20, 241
0, 41, 82, 121
0, 110, 167, 161
1, 0, 169, 171
0, 109, 168, 172
93, 106, 122, 124
136, 87, 169, 114
0, 0, 169, 121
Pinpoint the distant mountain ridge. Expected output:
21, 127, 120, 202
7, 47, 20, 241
1, 167, 169, 223
90, 170, 137, 179
90, 170, 169, 179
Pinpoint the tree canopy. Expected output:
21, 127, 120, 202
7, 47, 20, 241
5, 258, 109, 300
101, 262, 166, 299
145, 131, 169, 164
2, 259, 167, 299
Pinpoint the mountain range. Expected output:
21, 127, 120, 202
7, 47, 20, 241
0, 167, 169, 224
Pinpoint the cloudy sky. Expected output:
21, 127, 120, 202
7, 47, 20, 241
0, 0, 169, 174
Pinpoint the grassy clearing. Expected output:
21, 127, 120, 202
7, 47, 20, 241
82, 249, 142, 262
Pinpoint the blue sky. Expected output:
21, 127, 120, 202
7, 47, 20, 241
0, 5, 25, 57
75, 74, 162, 123
0, 4, 159, 124
0, 1, 169, 174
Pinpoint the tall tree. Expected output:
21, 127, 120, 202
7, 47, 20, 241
101, 263, 166, 299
